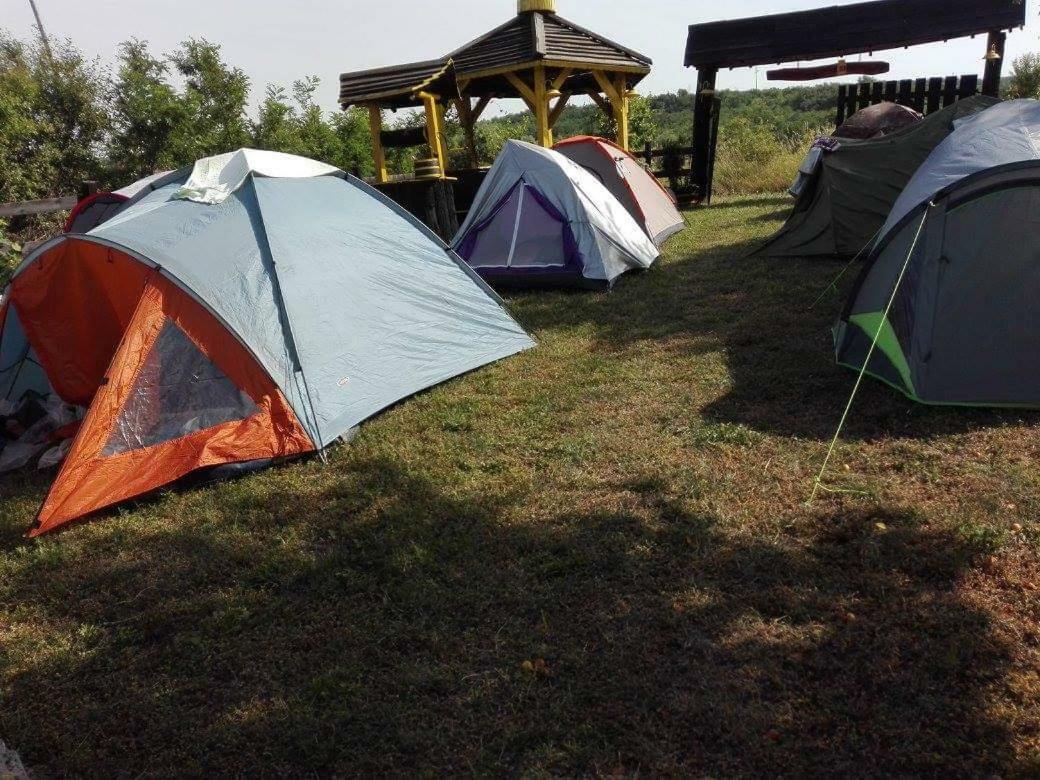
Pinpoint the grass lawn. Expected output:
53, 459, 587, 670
1, 194, 1038, 776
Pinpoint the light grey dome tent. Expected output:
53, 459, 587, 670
1, 149, 535, 535
757, 95, 998, 259
452, 141, 659, 289
836, 100, 1040, 406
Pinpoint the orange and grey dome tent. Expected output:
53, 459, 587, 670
553, 136, 685, 247
1, 149, 534, 536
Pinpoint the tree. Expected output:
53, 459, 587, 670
329, 108, 373, 177
0, 31, 108, 199
1006, 53, 1040, 100
594, 96, 659, 149
251, 77, 373, 175
31, 37, 110, 192
0, 33, 53, 201
108, 39, 190, 182
170, 39, 250, 159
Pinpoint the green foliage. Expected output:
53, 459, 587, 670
253, 78, 372, 175
594, 95, 658, 149
108, 39, 191, 183
170, 39, 251, 159
1005, 53, 1040, 100
1, 30, 374, 205
0, 31, 108, 200
0, 218, 20, 286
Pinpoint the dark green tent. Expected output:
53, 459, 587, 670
756, 95, 998, 259
837, 99, 1040, 407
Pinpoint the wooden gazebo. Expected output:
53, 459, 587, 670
339, 0, 652, 183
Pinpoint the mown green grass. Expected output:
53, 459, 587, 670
1, 195, 1038, 776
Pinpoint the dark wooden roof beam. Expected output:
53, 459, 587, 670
685, 0, 1027, 69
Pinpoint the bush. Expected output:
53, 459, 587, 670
1005, 53, 1040, 100
712, 119, 822, 197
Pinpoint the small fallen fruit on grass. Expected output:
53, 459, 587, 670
520, 659, 550, 676
765, 729, 782, 743
1011, 523, 1023, 533
874, 522, 887, 532
842, 612, 857, 624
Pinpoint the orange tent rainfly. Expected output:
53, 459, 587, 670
0, 149, 534, 536
553, 136, 685, 247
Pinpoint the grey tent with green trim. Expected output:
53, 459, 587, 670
756, 95, 998, 259
835, 99, 1040, 406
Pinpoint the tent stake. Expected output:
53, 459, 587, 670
808, 204, 932, 504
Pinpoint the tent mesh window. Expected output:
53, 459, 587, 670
509, 186, 567, 268
102, 320, 259, 456
465, 184, 568, 269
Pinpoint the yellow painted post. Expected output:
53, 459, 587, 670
614, 75, 630, 151
420, 92, 446, 177
534, 65, 551, 147
367, 105, 388, 184
436, 102, 450, 169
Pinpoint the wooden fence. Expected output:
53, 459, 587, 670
639, 145, 702, 205
836, 74, 979, 126
0, 182, 99, 220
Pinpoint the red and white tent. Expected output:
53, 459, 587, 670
554, 136, 684, 247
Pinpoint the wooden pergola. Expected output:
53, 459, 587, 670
339, 0, 652, 182
685, 0, 1027, 203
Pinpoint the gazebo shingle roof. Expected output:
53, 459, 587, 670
339, 9, 651, 109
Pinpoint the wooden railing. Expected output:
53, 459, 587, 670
0, 182, 99, 220
639, 144, 700, 205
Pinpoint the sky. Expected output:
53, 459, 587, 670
5, 0, 1040, 116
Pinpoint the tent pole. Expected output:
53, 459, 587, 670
809, 205, 932, 503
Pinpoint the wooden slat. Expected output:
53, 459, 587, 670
912, 78, 928, 112
959, 73, 979, 98
0, 196, 77, 218
897, 79, 913, 107
926, 77, 944, 114
857, 83, 872, 111
871, 81, 884, 105
834, 73, 979, 124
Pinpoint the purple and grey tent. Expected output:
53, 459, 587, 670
452, 141, 659, 289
